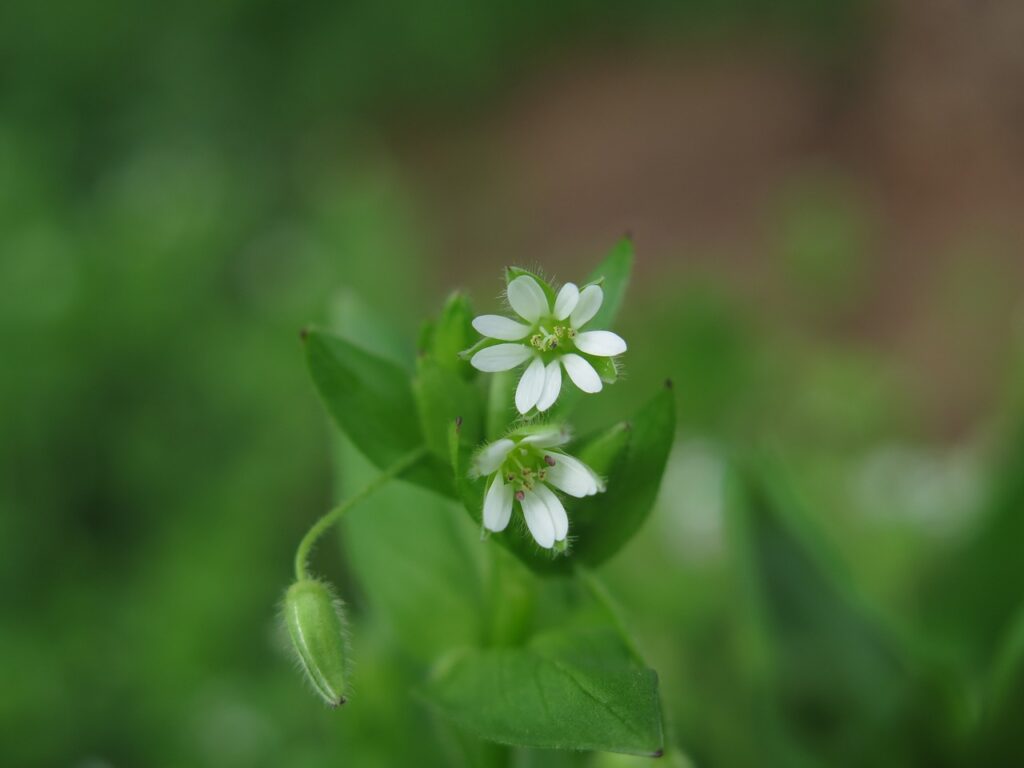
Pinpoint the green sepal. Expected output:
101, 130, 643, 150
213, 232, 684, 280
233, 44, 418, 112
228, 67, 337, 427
505, 265, 557, 308
590, 354, 619, 384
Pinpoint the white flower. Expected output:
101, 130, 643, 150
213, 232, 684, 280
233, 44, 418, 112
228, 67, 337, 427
472, 426, 604, 551
469, 273, 627, 415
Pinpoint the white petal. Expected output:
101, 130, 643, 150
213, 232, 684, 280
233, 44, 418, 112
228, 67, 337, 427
575, 330, 627, 357
570, 284, 604, 328
553, 283, 579, 320
561, 353, 603, 394
507, 275, 549, 323
472, 315, 532, 341
546, 452, 602, 497
520, 490, 556, 549
535, 361, 562, 412
471, 343, 532, 372
533, 483, 569, 541
483, 476, 513, 532
515, 356, 546, 414
520, 425, 571, 448
474, 439, 515, 476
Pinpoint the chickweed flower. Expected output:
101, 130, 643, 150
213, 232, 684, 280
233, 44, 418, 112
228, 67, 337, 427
468, 272, 627, 414
472, 425, 604, 551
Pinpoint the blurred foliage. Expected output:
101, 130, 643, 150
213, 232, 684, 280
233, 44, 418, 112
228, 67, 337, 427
6, 0, 1024, 766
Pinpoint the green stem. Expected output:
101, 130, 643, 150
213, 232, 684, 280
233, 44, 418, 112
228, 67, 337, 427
294, 447, 427, 581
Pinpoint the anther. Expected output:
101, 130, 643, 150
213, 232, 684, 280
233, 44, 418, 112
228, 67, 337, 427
515, 490, 525, 501
544, 455, 556, 466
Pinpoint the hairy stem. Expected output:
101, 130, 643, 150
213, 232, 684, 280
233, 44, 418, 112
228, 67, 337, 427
294, 447, 427, 581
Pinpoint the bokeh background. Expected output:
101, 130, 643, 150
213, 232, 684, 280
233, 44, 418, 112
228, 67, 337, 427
3, 0, 1024, 765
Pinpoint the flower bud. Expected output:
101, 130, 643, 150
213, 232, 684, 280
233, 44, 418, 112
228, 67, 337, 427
284, 579, 350, 707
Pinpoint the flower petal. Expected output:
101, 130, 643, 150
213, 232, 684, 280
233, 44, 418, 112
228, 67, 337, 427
574, 330, 627, 357
546, 452, 603, 497
533, 482, 569, 541
553, 282, 579, 320
570, 284, 604, 328
471, 343, 532, 372
519, 425, 571, 448
515, 356, 546, 414
535, 360, 562, 412
472, 314, 532, 341
483, 476, 513, 532
474, 438, 515, 476
507, 275, 549, 323
561, 353, 603, 394
520, 489, 556, 549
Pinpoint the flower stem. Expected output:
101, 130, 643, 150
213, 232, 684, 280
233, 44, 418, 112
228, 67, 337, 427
294, 447, 427, 581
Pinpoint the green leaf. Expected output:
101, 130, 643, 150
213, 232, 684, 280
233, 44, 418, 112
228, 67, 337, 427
583, 237, 633, 332
973, 603, 1024, 762
922, 418, 1024, 662
420, 627, 664, 757
731, 461, 964, 766
304, 327, 453, 497
430, 292, 478, 377
485, 371, 517, 441
571, 385, 676, 566
414, 355, 484, 460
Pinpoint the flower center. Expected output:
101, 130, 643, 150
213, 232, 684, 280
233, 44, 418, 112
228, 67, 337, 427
529, 321, 576, 354
501, 444, 555, 493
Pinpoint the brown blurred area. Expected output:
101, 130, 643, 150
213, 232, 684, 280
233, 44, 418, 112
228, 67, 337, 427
391, 0, 1024, 440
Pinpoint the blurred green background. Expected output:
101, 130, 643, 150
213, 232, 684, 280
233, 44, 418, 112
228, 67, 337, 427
3, 0, 1024, 765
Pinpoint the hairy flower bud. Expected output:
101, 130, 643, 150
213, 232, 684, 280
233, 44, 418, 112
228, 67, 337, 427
284, 579, 350, 707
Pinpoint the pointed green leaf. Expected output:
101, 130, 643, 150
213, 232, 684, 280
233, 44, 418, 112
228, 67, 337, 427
431, 292, 478, 377
414, 354, 484, 460
583, 237, 633, 331
304, 327, 453, 497
732, 461, 963, 765
420, 627, 663, 757
975, 605, 1024, 762
571, 385, 676, 565
923, 418, 1024, 661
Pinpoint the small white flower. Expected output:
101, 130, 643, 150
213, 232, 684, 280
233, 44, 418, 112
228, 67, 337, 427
469, 273, 627, 415
472, 426, 604, 551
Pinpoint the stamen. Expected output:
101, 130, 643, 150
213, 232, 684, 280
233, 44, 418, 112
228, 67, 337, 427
514, 490, 525, 501
544, 455, 556, 466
